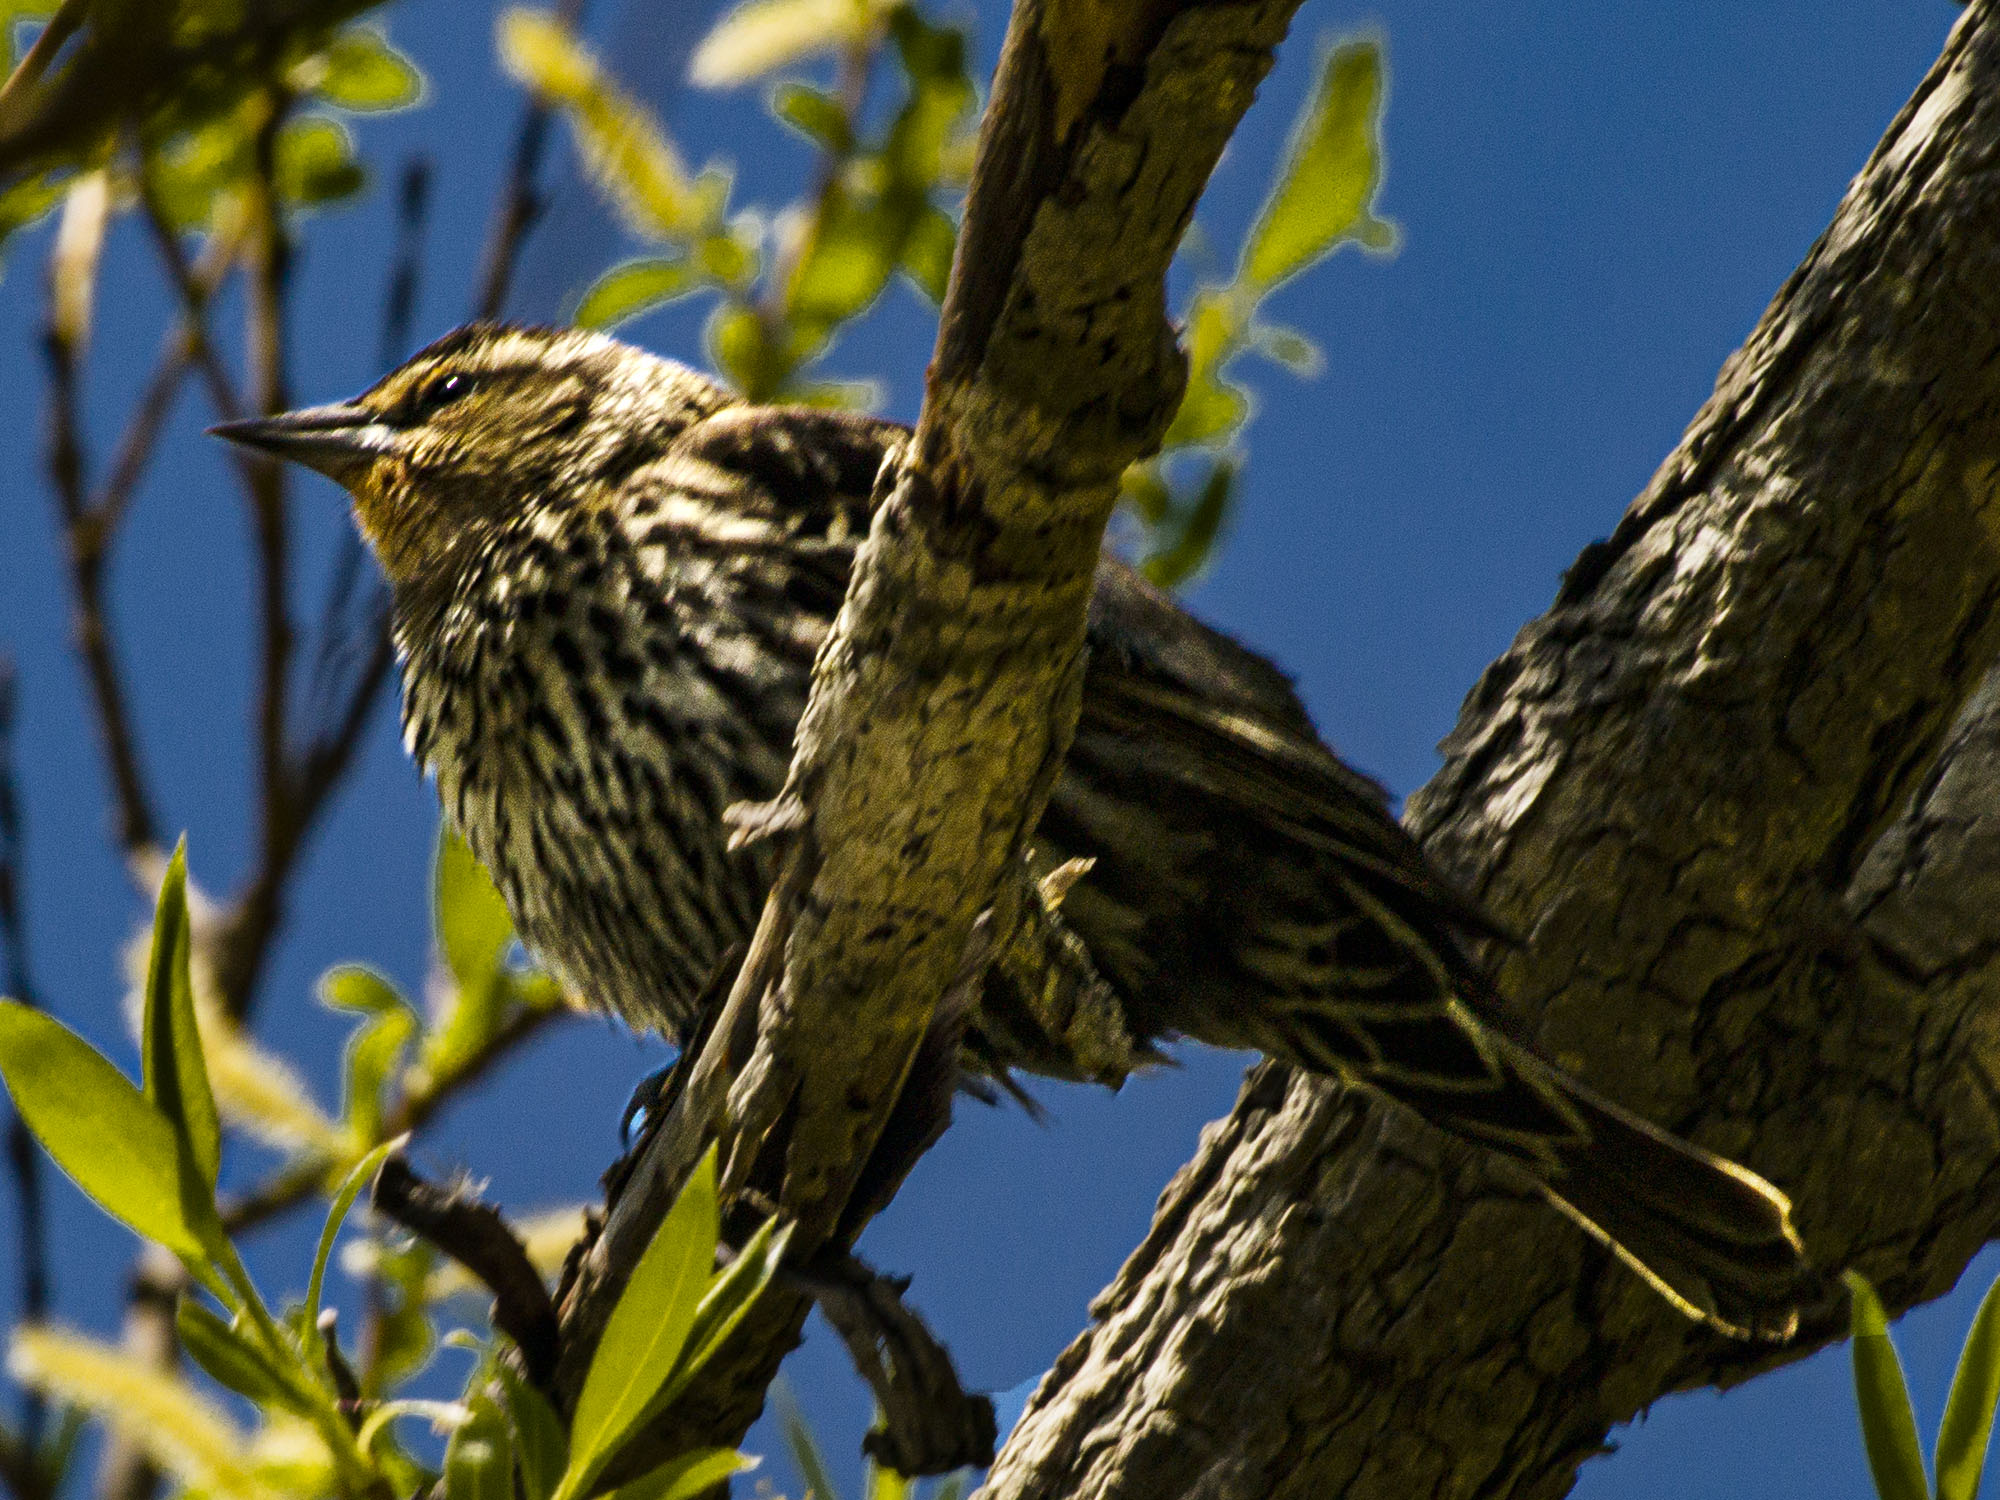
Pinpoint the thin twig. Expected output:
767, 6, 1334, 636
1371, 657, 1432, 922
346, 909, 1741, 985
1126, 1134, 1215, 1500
471, 0, 588, 321
0, 664, 51, 1450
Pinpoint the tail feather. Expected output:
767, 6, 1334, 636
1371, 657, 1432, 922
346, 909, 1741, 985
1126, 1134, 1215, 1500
1505, 1039, 1808, 1340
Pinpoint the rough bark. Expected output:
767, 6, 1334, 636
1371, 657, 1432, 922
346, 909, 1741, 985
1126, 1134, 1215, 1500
981, 5, 2000, 1498
549, 0, 1305, 1468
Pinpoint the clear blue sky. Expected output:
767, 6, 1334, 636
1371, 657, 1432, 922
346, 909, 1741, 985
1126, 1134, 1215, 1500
0, 1, 1979, 1496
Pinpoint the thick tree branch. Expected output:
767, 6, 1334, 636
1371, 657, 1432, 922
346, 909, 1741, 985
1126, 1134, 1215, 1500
981, 7, 2000, 1499
549, 0, 1301, 1472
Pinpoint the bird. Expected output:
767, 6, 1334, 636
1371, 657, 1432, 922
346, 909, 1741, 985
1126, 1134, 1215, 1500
214, 321, 1810, 1339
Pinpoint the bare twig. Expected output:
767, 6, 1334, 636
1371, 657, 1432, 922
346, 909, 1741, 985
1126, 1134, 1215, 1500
472, 0, 588, 321
0, 664, 50, 1450
369, 1157, 560, 1388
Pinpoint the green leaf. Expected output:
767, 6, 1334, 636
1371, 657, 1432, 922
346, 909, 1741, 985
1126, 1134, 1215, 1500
900, 203, 955, 305
1141, 457, 1237, 589
342, 1004, 417, 1145
865, 1454, 909, 1500
497, 1364, 568, 1500
320, 964, 409, 1017
775, 1383, 839, 1500
275, 116, 365, 207
0, 1000, 206, 1265
557, 1149, 721, 1500
1848, 1272, 1932, 1500
142, 844, 221, 1192
787, 184, 900, 331
314, 27, 425, 112
307, 1136, 407, 1348
664, 1213, 788, 1405
771, 82, 850, 154
1937, 1272, 2000, 1500
1240, 39, 1393, 291
1250, 322, 1323, 377
610, 1448, 752, 1500
689, 0, 878, 89
176, 1299, 309, 1416
443, 1391, 512, 1500
435, 826, 514, 995
576, 257, 699, 330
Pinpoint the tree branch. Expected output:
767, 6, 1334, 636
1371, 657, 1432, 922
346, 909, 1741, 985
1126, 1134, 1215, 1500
981, 7, 2000, 1498
549, 0, 1302, 1473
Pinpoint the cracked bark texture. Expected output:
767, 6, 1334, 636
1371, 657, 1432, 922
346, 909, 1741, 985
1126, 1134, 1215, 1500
980, 5, 2000, 1499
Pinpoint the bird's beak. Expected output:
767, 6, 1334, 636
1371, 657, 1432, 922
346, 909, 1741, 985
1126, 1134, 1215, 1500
209, 403, 397, 483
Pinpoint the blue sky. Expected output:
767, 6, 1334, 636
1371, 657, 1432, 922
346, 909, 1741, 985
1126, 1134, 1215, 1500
0, 0, 1979, 1496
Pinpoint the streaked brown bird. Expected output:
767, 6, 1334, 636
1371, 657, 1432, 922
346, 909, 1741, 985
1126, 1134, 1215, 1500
216, 322, 1808, 1338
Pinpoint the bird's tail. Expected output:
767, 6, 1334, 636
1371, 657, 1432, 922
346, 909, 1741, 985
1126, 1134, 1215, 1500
1361, 1022, 1809, 1341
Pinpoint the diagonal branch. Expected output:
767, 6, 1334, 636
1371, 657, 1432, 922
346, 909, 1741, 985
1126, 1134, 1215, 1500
980, 6, 2000, 1499
550, 0, 1305, 1474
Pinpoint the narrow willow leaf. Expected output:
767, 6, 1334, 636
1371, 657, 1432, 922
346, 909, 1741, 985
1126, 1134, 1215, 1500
434, 826, 513, 996
1240, 39, 1391, 291
787, 185, 899, 329
342, 1005, 417, 1144
320, 964, 409, 1017
9, 1325, 278, 1500
314, 27, 425, 112
576, 257, 698, 330
1848, 1272, 1932, 1500
775, 1383, 839, 1500
689, 0, 876, 89
143, 844, 221, 1191
0, 1001, 204, 1263
1143, 459, 1236, 589
176, 1300, 309, 1415
307, 1136, 408, 1343
1937, 1272, 2000, 1500
497, 1364, 568, 1500
558, 1150, 720, 1500
662, 1214, 789, 1406
611, 1448, 752, 1500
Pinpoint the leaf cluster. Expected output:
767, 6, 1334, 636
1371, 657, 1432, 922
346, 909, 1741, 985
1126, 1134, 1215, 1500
0, 844, 785, 1500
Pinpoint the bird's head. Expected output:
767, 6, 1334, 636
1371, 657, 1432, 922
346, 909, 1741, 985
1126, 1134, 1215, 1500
212, 322, 735, 588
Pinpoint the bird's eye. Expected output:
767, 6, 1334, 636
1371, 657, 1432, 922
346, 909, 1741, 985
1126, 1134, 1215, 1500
409, 371, 479, 420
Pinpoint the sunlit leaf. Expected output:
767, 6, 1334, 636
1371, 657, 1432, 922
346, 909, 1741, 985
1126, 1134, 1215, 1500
611, 1448, 753, 1500
313, 27, 425, 112
9, 1326, 281, 1500
775, 1382, 839, 1500
276, 116, 365, 207
690, 0, 879, 89
1240, 39, 1393, 291
576, 257, 698, 330
307, 1136, 407, 1348
900, 203, 954, 304
142, 845, 221, 1192
435, 826, 513, 998
660, 1212, 788, 1410
882, 9, 972, 187
1937, 1271, 2000, 1500
771, 82, 849, 153
1847, 1272, 1931, 1500
787, 184, 898, 330
557, 1150, 721, 1500
0, 1000, 206, 1264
